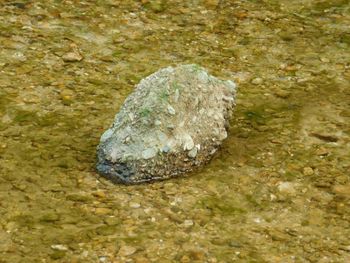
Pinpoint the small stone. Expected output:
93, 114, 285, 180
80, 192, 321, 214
62, 51, 83, 62
50, 251, 66, 260
51, 244, 68, 251
183, 134, 194, 151
251, 77, 263, 85
167, 105, 176, 115
66, 193, 92, 202
92, 191, 106, 198
96, 225, 116, 236
303, 167, 314, 176
118, 245, 137, 257
204, 0, 220, 8
183, 220, 194, 227
320, 57, 330, 63
269, 229, 289, 241
310, 132, 338, 142
315, 147, 329, 156
40, 212, 60, 222
99, 256, 109, 262
187, 147, 198, 158
180, 255, 191, 263
332, 184, 350, 197
104, 217, 120, 226
277, 182, 296, 195
95, 208, 112, 215
189, 250, 205, 260
274, 89, 290, 99
129, 202, 141, 208
162, 145, 171, 153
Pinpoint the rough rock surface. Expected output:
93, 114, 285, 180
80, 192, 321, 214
96, 64, 236, 184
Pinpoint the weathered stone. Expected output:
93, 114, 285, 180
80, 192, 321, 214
96, 64, 236, 184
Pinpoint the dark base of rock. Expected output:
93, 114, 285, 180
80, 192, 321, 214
96, 143, 218, 185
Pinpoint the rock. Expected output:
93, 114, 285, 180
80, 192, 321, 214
315, 147, 329, 156
303, 167, 314, 176
62, 51, 83, 62
95, 208, 112, 215
251, 77, 263, 85
277, 182, 296, 195
95, 225, 116, 236
129, 202, 141, 208
274, 89, 290, 99
118, 245, 137, 257
332, 184, 350, 197
96, 64, 236, 184
104, 217, 120, 226
310, 132, 339, 142
51, 244, 68, 251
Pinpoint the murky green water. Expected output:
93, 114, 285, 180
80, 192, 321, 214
1, 0, 350, 262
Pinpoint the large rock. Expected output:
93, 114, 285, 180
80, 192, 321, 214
96, 64, 236, 184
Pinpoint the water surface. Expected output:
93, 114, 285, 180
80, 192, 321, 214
0, 0, 349, 262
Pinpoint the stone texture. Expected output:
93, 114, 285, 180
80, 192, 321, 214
96, 64, 236, 184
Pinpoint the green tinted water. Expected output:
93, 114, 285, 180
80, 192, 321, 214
0, 0, 349, 262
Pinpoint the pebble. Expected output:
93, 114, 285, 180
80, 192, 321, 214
180, 255, 191, 263
99, 256, 108, 262
167, 104, 176, 115
204, 0, 220, 8
51, 244, 68, 251
303, 167, 314, 176
183, 219, 194, 227
274, 89, 290, 99
96, 225, 116, 236
187, 147, 198, 158
251, 77, 263, 85
332, 184, 350, 197
95, 208, 112, 215
118, 245, 137, 257
129, 202, 141, 208
277, 182, 296, 195
133, 256, 150, 263
92, 191, 106, 198
104, 217, 120, 226
183, 134, 194, 151
62, 51, 83, 62
189, 250, 205, 260
315, 147, 329, 156
162, 145, 171, 153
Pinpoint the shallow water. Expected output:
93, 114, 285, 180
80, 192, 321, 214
0, 0, 349, 262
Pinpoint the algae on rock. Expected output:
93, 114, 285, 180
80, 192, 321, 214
97, 64, 236, 184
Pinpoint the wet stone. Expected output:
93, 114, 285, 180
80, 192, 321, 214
62, 51, 83, 62
96, 64, 236, 184
118, 245, 137, 257
303, 167, 314, 176
96, 225, 116, 236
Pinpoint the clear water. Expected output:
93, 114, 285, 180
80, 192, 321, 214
0, 0, 349, 262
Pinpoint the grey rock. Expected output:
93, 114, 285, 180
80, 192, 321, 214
96, 64, 236, 184
188, 147, 198, 158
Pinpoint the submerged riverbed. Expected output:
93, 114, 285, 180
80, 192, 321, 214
0, 0, 349, 262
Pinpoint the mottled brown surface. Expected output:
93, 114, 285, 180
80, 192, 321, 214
0, 0, 349, 262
